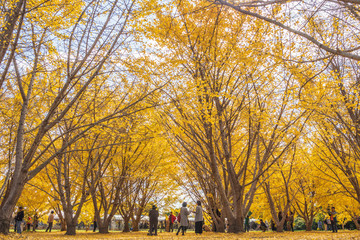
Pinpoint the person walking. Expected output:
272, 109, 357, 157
45, 211, 55, 232
148, 205, 159, 236
328, 207, 338, 233
194, 201, 203, 235
169, 212, 176, 232
33, 213, 38, 232
14, 207, 24, 234
176, 202, 190, 236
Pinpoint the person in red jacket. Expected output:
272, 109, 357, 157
169, 212, 176, 232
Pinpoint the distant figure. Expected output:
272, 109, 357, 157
194, 201, 203, 234
325, 217, 332, 231
260, 219, 267, 232
284, 213, 289, 231
278, 211, 282, 222
245, 212, 251, 232
26, 216, 32, 231
148, 205, 159, 236
33, 213, 38, 232
14, 207, 24, 234
328, 207, 338, 233
169, 212, 176, 232
289, 212, 294, 232
93, 217, 97, 232
277, 211, 283, 231
45, 211, 55, 232
176, 202, 190, 236
318, 220, 323, 230
271, 219, 276, 231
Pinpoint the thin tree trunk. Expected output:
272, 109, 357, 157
353, 216, 360, 230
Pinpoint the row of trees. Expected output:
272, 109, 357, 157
0, 0, 360, 235
135, 0, 360, 233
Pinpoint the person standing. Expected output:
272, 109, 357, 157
318, 220, 323, 231
33, 213, 38, 232
176, 202, 190, 236
169, 212, 176, 232
46, 211, 55, 232
14, 207, 24, 234
328, 207, 338, 233
194, 201, 203, 235
278, 211, 283, 229
288, 212, 294, 232
93, 217, 97, 232
26, 216, 32, 231
149, 205, 159, 236
244, 212, 251, 232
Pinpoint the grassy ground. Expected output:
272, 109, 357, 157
1, 230, 360, 240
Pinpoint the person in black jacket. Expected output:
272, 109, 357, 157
148, 205, 159, 236
15, 207, 24, 234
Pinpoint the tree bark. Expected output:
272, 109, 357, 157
305, 221, 312, 231
276, 222, 284, 232
132, 219, 140, 231
227, 216, 243, 233
99, 226, 109, 234
123, 217, 130, 232
352, 216, 360, 230
0, 218, 10, 235
65, 223, 76, 235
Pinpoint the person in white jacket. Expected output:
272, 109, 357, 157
176, 202, 190, 236
194, 200, 204, 234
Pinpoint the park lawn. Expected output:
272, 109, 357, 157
1, 231, 360, 240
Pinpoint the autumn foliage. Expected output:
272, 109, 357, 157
0, 0, 360, 236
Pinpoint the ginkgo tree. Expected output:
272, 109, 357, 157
135, 0, 311, 233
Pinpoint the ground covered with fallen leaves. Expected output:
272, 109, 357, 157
1, 230, 360, 240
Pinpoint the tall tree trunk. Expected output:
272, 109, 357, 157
305, 221, 312, 231
132, 218, 140, 231
66, 223, 76, 235
60, 219, 67, 231
0, 175, 26, 234
98, 225, 109, 234
227, 216, 243, 233
277, 222, 284, 232
213, 217, 225, 232
123, 217, 130, 232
